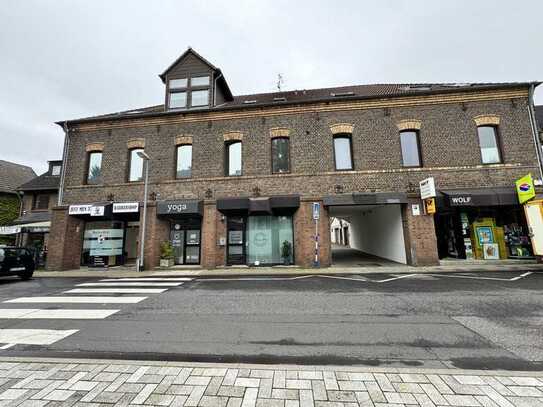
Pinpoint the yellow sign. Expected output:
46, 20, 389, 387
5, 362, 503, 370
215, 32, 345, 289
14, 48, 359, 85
516, 173, 535, 204
425, 198, 436, 214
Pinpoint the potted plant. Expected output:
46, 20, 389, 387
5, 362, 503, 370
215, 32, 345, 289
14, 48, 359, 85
159, 241, 174, 268
281, 240, 292, 265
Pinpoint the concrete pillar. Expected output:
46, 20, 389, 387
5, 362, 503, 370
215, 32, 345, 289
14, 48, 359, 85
46, 206, 84, 271
402, 198, 440, 266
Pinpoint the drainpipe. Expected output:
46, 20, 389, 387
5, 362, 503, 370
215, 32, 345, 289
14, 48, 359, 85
57, 121, 70, 206
213, 72, 222, 106
527, 84, 543, 181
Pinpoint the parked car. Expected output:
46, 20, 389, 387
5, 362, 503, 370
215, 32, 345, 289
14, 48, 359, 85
0, 246, 35, 280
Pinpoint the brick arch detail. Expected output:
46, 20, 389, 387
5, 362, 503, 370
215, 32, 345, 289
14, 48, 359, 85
396, 119, 422, 131
269, 128, 290, 138
473, 114, 500, 126
127, 138, 145, 149
85, 142, 104, 152
330, 123, 354, 135
175, 135, 193, 145
223, 131, 243, 142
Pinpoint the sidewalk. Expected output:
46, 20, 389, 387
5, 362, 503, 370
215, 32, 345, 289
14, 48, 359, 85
34, 261, 543, 279
0, 357, 542, 406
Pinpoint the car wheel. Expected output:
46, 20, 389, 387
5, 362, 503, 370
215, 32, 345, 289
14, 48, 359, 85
18, 266, 34, 281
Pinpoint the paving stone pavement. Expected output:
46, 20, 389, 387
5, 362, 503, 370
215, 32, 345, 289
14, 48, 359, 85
0, 358, 542, 406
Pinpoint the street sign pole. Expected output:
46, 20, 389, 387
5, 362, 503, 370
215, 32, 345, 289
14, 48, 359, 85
312, 202, 320, 267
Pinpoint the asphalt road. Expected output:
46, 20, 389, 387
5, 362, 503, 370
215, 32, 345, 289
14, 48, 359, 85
0, 270, 542, 371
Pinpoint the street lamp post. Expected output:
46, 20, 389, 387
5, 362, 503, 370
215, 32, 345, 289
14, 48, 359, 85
137, 151, 150, 272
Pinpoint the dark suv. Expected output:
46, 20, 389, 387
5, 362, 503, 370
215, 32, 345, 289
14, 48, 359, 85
0, 246, 35, 280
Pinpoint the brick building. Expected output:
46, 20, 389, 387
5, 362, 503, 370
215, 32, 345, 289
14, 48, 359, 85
47, 48, 542, 270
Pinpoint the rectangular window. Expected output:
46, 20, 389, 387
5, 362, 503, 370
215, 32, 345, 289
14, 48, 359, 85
400, 130, 421, 167
169, 91, 187, 109
33, 194, 49, 210
129, 148, 144, 182
478, 126, 502, 164
227, 141, 242, 176
191, 76, 210, 87
51, 165, 61, 176
333, 136, 353, 170
191, 90, 209, 107
87, 152, 102, 184
272, 137, 290, 173
176, 145, 192, 178
169, 78, 187, 89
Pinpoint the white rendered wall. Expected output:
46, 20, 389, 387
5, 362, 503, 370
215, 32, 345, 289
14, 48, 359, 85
349, 205, 407, 264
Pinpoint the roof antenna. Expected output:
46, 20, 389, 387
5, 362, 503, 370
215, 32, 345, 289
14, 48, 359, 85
276, 73, 284, 91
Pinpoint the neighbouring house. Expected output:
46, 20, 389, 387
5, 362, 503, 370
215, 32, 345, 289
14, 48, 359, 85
13, 160, 62, 266
0, 160, 36, 245
47, 48, 542, 270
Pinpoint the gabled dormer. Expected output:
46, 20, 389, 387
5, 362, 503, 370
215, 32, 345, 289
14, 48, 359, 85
160, 48, 233, 111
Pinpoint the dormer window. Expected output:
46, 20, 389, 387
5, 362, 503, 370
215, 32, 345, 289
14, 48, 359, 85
167, 75, 211, 109
51, 165, 61, 176
191, 76, 210, 87
169, 91, 187, 109
191, 89, 209, 107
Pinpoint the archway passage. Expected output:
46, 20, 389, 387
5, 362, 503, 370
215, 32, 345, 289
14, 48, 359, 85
328, 203, 407, 268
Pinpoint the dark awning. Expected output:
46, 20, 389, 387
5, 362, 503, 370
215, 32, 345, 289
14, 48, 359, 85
217, 195, 300, 215
439, 187, 518, 207
156, 200, 203, 217
323, 192, 407, 207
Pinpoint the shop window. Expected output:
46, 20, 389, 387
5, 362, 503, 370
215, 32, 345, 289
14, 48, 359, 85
176, 145, 192, 178
226, 141, 242, 176
400, 130, 422, 167
271, 137, 290, 173
477, 126, 502, 164
128, 148, 144, 182
86, 151, 102, 184
333, 135, 353, 170
81, 221, 124, 266
33, 194, 49, 210
246, 215, 294, 265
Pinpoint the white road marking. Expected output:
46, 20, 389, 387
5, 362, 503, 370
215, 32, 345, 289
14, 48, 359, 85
100, 278, 192, 282
76, 282, 182, 287
0, 329, 78, 345
427, 272, 534, 282
65, 288, 167, 294
4, 296, 147, 304
0, 309, 119, 319
374, 274, 418, 283
0, 343, 15, 350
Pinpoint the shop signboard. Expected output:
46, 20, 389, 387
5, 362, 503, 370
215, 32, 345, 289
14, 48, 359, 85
424, 198, 436, 214
90, 206, 105, 217
516, 173, 535, 204
68, 204, 92, 215
419, 177, 436, 200
0, 226, 20, 235
157, 200, 202, 216
113, 202, 140, 213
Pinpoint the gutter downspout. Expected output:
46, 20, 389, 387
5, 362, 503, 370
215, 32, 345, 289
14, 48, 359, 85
57, 121, 70, 206
213, 72, 223, 107
528, 84, 543, 181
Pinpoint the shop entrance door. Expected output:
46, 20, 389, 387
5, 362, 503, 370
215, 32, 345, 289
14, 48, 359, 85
170, 220, 201, 265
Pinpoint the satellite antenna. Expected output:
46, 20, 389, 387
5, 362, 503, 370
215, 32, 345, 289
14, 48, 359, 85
277, 73, 284, 91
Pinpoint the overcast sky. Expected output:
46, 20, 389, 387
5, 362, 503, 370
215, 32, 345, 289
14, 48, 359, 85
1, 0, 542, 174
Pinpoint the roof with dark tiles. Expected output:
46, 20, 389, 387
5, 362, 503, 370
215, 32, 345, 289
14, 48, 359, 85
0, 160, 36, 194
18, 161, 61, 192
63, 81, 538, 125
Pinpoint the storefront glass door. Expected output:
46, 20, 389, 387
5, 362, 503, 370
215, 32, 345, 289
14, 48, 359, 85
170, 220, 201, 265
247, 215, 293, 265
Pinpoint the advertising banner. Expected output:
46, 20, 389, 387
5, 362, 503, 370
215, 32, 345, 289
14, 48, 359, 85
516, 173, 535, 204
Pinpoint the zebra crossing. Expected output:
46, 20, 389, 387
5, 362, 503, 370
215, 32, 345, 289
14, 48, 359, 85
0, 276, 192, 349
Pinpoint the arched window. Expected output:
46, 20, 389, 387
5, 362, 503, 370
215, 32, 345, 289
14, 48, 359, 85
86, 151, 103, 184
128, 148, 144, 182
176, 145, 192, 178
271, 137, 290, 173
477, 126, 502, 164
333, 134, 353, 170
400, 130, 422, 167
226, 141, 242, 176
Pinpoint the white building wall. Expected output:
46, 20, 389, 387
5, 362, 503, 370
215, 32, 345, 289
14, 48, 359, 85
349, 205, 407, 264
